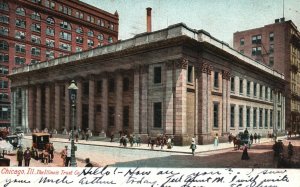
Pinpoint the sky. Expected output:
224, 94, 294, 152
82, 0, 300, 46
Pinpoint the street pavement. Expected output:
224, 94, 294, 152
9, 134, 290, 168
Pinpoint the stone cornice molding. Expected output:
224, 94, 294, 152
222, 70, 231, 80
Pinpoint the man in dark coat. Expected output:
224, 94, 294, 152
85, 158, 93, 167
23, 147, 31, 166
17, 147, 23, 167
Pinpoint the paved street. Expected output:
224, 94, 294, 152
4, 135, 299, 168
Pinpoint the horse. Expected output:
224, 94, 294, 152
233, 136, 241, 150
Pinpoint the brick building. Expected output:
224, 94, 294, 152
0, 0, 119, 127
9, 23, 285, 145
233, 18, 300, 133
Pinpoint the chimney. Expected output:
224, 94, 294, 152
146, 7, 152, 32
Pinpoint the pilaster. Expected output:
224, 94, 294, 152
88, 77, 95, 131
133, 68, 140, 134
36, 86, 42, 131
64, 82, 70, 131
76, 79, 82, 130
115, 72, 123, 132
165, 62, 174, 135
140, 65, 148, 134
54, 82, 61, 131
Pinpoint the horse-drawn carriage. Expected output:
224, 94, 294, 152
233, 132, 249, 150
32, 133, 50, 150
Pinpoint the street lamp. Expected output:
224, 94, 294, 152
68, 80, 78, 167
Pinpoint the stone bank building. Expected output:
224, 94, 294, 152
9, 23, 286, 145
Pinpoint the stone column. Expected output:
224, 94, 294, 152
88, 76, 95, 131
115, 72, 123, 132
101, 75, 108, 133
165, 62, 174, 135
273, 90, 278, 133
140, 65, 148, 134
10, 89, 17, 130
36, 86, 42, 131
28, 86, 34, 130
133, 68, 140, 134
64, 82, 70, 131
174, 58, 187, 144
45, 85, 51, 130
54, 82, 61, 131
222, 70, 230, 135
76, 79, 82, 130
22, 88, 28, 132
207, 65, 213, 134
282, 96, 285, 131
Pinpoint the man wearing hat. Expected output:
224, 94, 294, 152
16, 147, 23, 166
23, 147, 31, 166
64, 145, 71, 167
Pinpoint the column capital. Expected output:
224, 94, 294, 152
207, 64, 213, 75
222, 70, 231, 80
176, 58, 188, 69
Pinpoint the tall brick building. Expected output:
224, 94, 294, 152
9, 23, 285, 145
233, 18, 300, 133
0, 0, 119, 127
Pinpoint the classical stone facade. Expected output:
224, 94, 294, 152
9, 23, 286, 145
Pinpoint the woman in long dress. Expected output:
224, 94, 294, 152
241, 143, 250, 160
190, 139, 197, 156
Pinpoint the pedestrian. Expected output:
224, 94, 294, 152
85, 158, 93, 167
75, 130, 79, 142
214, 133, 219, 147
136, 136, 141, 146
190, 139, 197, 156
85, 129, 90, 141
228, 133, 233, 144
254, 133, 257, 143
48, 143, 54, 163
241, 144, 250, 160
147, 136, 151, 147
257, 133, 261, 143
17, 147, 23, 167
23, 147, 31, 167
288, 142, 293, 159
250, 134, 254, 145
167, 137, 172, 149
110, 133, 114, 142
42, 149, 49, 165
60, 147, 67, 166
150, 138, 155, 150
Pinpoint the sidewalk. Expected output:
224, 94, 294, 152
23, 135, 285, 154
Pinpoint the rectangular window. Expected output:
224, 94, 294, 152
0, 66, 8, 75
123, 106, 129, 127
0, 80, 8, 88
278, 94, 281, 102
31, 35, 41, 44
31, 23, 41, 33
0, 53, 8, 63
246, 81, 250, 96
269, 32, 274, 42
265, 87, 268, 100
270, 90, 273, 101
0, 106, 10, 120
46, 39, 55, 47
231, 77, 235, 92
239, 79, 243, 94
277, 111, 280, 128
46, 27, 54, 36
253, 108, 257, 128
15, 56, 26, 65
259, 85, 263, 99
87, 39, 94, 47
230, 105, 235, 128
239, 106, 243, 128
154, 66, 161, 84
46, 50, 54, 59
246, 107, 250, 127
0, 27, 8, 36
31, 47, 41, 56
16, 19, 26, 28
123, 77, 129, 91
59, 42, 71, 51
270, 110, 273, 127
96, 80, 102, 95
15, 44, 25, 54
265, 109, 268, 128
83, 82, 89, 95
15, 31, 26, 40
108, 78, 115, 92
240, 38, 244, 45
60, 32, 71, 41
187, 65, 193, 83
213, 103, 219, 128
254, 83, 257, 97
0, 15, 9, 24
108, 106, 115, 126
153, 102, 162, 128
214, 72, 219, 88
76, 36, 83, 44
269, 44, 274, 54
259, 109, 263, 128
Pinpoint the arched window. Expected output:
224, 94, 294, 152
87, 30, 93, 37
98, 34, 104, 41
108, 36, 113, 43
31, 12, 41, 21
0, 41, 9, 51
60, 21, 71, 30
16, 7, 25, 16
46, 17, 54, 25
76, 27, 83, 34
0, 2, 9, 11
